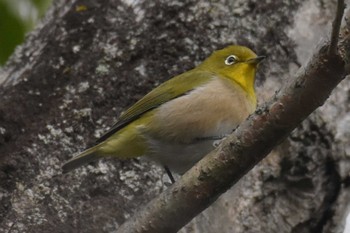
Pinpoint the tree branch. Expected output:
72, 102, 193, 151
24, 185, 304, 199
329, 0, 345, 55
116, 6, 348, 233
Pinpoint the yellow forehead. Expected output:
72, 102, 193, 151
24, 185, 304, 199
210, 45, 257, 62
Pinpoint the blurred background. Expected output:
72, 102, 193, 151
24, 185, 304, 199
0, 0, 51, 65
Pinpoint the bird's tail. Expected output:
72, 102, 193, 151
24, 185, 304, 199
62, 145, 101, 173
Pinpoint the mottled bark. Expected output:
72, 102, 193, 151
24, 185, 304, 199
0, 0, 349, 233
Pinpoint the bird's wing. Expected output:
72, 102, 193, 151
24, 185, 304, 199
96, 70, 214, 143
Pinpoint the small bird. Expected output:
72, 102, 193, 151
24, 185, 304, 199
62, 45, 264, 181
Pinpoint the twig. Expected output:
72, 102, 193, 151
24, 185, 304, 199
340, 7, 350, 74
328, 0, 345, 55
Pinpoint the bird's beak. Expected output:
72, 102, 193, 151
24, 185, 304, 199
246, 56, 266, 64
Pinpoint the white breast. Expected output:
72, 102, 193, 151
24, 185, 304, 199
141, 76, 256, 174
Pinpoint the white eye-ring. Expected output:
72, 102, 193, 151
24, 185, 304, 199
225, 55, 238, 65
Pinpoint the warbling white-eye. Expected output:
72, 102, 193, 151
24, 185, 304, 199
62, 45, 265, 181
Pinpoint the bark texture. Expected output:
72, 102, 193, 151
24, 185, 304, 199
0, 0, 349, 233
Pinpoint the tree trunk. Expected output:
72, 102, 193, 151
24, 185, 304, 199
0, 0, 349, 232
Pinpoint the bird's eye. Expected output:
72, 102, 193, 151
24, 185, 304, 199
225, 55, 238, 65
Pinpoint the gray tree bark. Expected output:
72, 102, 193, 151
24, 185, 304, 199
0, 0, 349, 233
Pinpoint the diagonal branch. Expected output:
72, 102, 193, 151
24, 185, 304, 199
116, 5, 348, 233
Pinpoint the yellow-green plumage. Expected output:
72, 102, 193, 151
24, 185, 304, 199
62, 45, 264, 174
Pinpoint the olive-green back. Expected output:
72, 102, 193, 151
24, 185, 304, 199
96, 70, 214, 143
